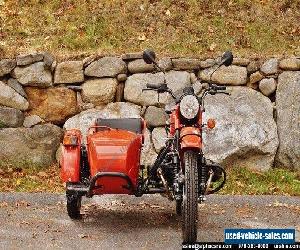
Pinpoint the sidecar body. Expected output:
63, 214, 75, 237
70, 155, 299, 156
61, 118, 145, 197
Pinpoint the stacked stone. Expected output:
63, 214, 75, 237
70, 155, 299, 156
0, 52, 299, 172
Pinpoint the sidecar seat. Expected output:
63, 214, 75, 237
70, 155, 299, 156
95, 118, 143, 134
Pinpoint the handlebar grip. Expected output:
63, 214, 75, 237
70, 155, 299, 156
213, 85, 226, 91
146, 83, 159, 89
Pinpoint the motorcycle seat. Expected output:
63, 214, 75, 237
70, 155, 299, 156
95, 118, 143, 134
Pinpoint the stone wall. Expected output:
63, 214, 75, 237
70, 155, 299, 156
0, 52, 299, 171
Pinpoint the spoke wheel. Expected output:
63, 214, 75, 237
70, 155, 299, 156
182, 150, 198, 243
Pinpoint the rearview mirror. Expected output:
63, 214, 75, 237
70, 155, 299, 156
142, 49, 156, 64
221, 51, 233, 66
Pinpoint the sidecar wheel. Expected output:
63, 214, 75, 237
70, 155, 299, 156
182, 151, 198, 243
66, 191, 82, 219
176, 199, 182, 215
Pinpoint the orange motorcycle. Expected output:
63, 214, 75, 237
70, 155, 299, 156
60, 49, 233, 243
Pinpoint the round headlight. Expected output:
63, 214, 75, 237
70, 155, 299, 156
179, 95, 200, 120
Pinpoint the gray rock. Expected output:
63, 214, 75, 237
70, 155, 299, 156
0, 106, 24, 128
124, 72, 166, 106
64, 102, 141, 140
7, 78, 27, 98
249, 71, 264, 85
158, 57, 173, 71
190, 73, 198, 84
279, 58, 300, 71
261, 58, 279, 75
192, 81, 204, 95
144, 106, 167, 127
117, 74, 127, 82
232, 58, 250, 66
0, 59, 16, 77
12, 62, 52, 87
124, 71, 191, 106
128, 59, 154, 73
141, 129, 157, 167
121, 53, 142, 61
152, 127, 167, 153
82, 78, 118, 106
203, 87, 278, 171
259, 78, 277, 96
85, 57, 126, 77
16, 52, 44, 66
165, 70, 191, 93
199, 65, 247, 85
82, 55, 97, 67
0, 81, 29, 110
200, 59, 215, 68
23, 115, 44, 128
247, 60, 261, 74
43, 52, 55, 69
275, 71, 300, 170
172, 58, 202, 70
0, 124, 63, 168
54, 61, 84, 84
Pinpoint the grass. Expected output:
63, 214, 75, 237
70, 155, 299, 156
218, 167, 300, 196
0, 164, 299, 195
0, 0, 299, 59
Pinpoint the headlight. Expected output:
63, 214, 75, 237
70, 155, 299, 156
179, 95, 200, 120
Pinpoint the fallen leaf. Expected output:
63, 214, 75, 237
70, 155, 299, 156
78, 234, 88, 238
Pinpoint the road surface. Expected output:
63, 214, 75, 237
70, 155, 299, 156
0, 193, 299, 249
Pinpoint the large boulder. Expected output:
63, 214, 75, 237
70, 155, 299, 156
54, 61, 84, 84
12, 62, 52, 87
0, 124, 63, 168
202, 87, 278, 171
64, 102, 141, 140
84, 57, 126, 77
124, 71, 191, 106
275, 71, 300, 170
0, 106, 24, 128
0, 59, 16, 77
25, 87, 78, 124
0, 81, 29, 111
199, 65, 247, 85
81, 78, 118, 106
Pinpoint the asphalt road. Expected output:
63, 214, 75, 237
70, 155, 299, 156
0, 193, 299, 250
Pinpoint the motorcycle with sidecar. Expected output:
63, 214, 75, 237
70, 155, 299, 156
60, 49, 233, 243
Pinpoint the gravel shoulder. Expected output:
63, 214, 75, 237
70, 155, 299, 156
0, 193, 299, 249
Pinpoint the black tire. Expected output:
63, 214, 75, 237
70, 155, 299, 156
66, 191, 82, 219
182, 150, 198, 243
176, 199, 182, 216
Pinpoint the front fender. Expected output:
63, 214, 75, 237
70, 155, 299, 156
180, 127, 202, 150
60, 129, 82, 183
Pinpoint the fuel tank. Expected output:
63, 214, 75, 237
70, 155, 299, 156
87, 129, 142, 195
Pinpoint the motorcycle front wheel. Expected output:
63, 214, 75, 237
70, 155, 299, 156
182, 150, 199, 243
